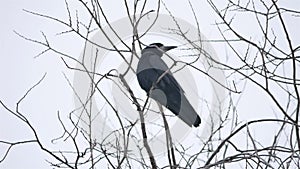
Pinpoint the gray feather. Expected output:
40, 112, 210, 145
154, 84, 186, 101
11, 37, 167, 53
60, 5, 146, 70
136, 43, 201, 127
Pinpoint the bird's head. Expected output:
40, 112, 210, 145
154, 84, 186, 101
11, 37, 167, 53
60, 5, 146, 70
142, 43, 177, 56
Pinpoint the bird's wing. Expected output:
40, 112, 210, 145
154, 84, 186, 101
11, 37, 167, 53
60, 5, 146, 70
148, 54, 183, 92
148, 55, 200, 127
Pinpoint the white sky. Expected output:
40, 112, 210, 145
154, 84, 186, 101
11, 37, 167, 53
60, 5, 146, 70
0, 0, 299, 168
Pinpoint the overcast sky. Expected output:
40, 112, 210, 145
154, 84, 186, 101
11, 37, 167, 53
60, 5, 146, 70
1, 0, 299, 168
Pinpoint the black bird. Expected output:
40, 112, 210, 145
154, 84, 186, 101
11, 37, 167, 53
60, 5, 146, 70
136, 43, 201, 127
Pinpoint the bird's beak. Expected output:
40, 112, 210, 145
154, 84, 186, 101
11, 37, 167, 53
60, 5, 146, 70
162, 46, 177, 52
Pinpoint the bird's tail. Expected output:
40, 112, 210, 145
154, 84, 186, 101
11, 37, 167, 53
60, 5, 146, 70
177, 94, 201, 127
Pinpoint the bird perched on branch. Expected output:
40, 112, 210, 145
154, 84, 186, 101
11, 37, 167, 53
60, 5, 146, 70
136, 43, 201, 127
